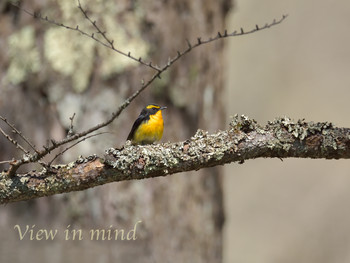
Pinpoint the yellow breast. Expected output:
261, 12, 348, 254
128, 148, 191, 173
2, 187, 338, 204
133, 111, 164, 144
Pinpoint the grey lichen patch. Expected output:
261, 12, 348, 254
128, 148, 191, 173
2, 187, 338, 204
229, 115, 263, 134
0, 177, 13, 191
267, 117, 343, 158
106, 146, 140, 172
186, 129, 234, 164
6, 26, 41, 85
192, 129, 209, 140
43, 175, 59, 188
31, 181, 48, 192
107, 139, 210, 177
0, 181, 6, 191
271, 117, 334, 141
239, 115, 259, 133
322, 134, 338, 151
139, 144, 180, 173
281, 117, 309, 140
229, 114, 245, 132
19, 176, 29, 184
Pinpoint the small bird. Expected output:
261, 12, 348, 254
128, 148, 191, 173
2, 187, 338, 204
127, 104, 167, 145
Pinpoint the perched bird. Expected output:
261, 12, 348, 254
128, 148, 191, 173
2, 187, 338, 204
127, 104, 166, 145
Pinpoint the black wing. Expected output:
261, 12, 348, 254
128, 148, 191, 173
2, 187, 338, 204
127, 114, 146, 141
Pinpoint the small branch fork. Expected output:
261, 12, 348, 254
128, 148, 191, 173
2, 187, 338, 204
3, 1, 288, 177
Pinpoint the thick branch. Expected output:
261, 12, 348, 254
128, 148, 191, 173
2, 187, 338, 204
1, 116, 349, 204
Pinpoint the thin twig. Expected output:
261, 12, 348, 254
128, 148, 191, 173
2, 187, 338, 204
0, 126, 29, 155
161, 15, 288, 73
0, 116, 39, 154
48, 132, 108, 166
67, 113, 76, 137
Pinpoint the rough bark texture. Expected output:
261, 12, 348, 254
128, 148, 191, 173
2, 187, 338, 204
2, 116, 349, 205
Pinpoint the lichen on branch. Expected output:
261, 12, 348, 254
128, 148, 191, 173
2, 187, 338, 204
1, 115, 349, 204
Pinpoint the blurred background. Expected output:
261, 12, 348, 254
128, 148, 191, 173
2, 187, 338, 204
0, 0, 350, 262
224, 0, 350, 262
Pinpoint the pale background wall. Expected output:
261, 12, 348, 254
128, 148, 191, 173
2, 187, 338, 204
224, 0, 350, 262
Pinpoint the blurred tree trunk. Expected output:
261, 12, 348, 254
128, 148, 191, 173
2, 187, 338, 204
0, 0, 231, 262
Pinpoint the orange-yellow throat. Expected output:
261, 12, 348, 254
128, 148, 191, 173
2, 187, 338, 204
132, 110, 164, 145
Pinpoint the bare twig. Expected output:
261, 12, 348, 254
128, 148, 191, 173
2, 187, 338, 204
67, 113, 76, 137
48, 132, 108, 166
0, 116, 39, 154
163, 15, 288, 73
0, 126, 29, 155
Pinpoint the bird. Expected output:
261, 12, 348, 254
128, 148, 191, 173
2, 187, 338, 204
127, 104, 167, 145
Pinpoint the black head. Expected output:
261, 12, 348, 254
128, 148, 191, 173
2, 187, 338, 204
140, 104, 166, 117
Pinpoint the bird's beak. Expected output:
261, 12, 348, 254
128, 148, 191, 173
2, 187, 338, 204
160, 106, 167, 110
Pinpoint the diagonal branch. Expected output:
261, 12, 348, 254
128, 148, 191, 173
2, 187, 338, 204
1, 116, 349, 204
